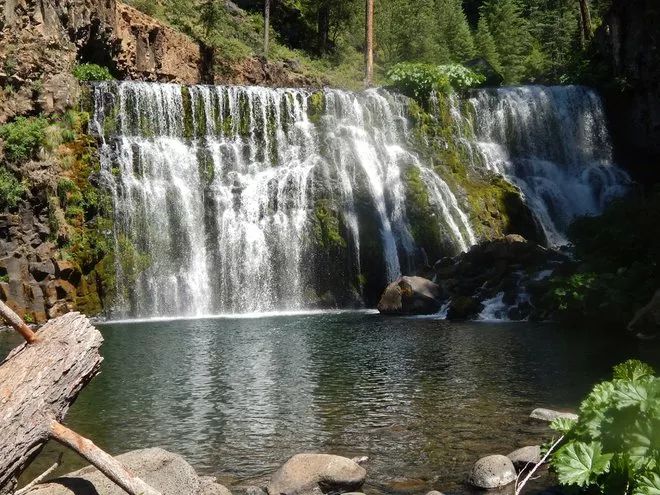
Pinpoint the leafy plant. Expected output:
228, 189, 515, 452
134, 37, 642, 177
387, 63, 484, 103
72, 63, 114, 82
0, 116, 48, 163
550, 360, 659, 494
0, 166, 26, 209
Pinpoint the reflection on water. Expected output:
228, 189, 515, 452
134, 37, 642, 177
1, 313, 658, 493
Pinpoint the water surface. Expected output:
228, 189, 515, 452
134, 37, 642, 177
2, 313, 658, 493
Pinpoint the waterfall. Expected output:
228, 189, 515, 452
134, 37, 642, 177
464, 85, 630, 245
94, 82, 473, 317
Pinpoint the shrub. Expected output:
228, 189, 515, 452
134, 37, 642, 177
550, 360, 659, 494
0, 116, 48, 162
0, 167, 26, 209
72, 63, 114, 82
386, 63, 485, 103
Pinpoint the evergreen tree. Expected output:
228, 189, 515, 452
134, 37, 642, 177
435, 0, 476, 62
475, 16, 501, 73
480, 0, 533, 84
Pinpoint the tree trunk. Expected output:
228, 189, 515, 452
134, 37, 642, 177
264, 0, 271, 58
364, 0, 374, 87
0, 305, 161, 495
579, 0, 593, 42
317, 4, 330, 53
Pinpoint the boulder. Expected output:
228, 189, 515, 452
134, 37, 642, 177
507, 446, 542, 471
467, 455, 516, 489
266, 454, 366, 495
25, 448, 225, 495
245, 487, 268, 495
530, 408, 578, 422
446, 296, 483, 320
377, 276, 444, 315
628, 290, 660, 339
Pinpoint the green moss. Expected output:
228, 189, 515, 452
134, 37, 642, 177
307, 91, 325, 124
313, 199, 346, 251
181, 86, 196, 139
406, 93, 534, 242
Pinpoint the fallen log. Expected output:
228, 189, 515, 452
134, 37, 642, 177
0, 300, 161, 495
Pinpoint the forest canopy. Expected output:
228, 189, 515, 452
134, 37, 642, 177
124, 0, 614, 87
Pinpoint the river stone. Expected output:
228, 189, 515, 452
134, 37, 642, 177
377, 276, 443, 315
530, 408, 578, 422
266, 453, 366, 495
426, 491, 446, 495
25, 447, 221, 495
507, 446, 542, 471
467, 455, 516, 489
245, 487, 267, 495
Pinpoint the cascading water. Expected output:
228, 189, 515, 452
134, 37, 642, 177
463, 85, 630, 245
93, 82, 473, 317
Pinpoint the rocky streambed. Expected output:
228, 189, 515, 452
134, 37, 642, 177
21, 408, 575, 495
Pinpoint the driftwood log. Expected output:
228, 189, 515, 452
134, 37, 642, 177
0, 300, 161, 495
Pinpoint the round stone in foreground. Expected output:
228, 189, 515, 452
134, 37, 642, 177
468, 454, 517, 489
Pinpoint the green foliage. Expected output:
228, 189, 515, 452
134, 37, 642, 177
542, 189, 660, 327
0, 116, 48, 163
551, 360, 659, 494
312, 199, 346, 251
0, 167, 26, 209
0, 274, 8, 283
72, 63, 114, 82
475, 17, 502, 73
387, 63, 484, 103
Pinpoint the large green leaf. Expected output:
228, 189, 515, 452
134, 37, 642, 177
612, 378, 653, 410
633, 472, 660, 495
554, 441, 613, 487
613, 360, 656, 382
551, 416, 577, 435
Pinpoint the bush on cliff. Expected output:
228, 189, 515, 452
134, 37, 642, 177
0, 116, 48, 163
72, 63, 114, 82
550, 359, 659, 494
0, 166, 26, 210
386, 63, 485, 103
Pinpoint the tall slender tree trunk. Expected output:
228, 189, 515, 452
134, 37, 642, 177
318, 4, 331, 53
264, 0, 271, 59
578, 0, 593, 42
365, 0, 374, 87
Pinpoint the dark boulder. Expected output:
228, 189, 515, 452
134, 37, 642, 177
377, 276, 444, 315
447, 296, 483, 320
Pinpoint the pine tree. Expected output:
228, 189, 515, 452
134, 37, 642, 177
475, 16, 502, 73
435, 0, 476, 62
480, 0, 533, 84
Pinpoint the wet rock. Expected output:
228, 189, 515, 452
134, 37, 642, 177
530, 408, 578, 422
627, 289, 660, 339
467, 455, 516, 489
25, 447, 218, 494
447, 296, 483, 320
266, 453, 366, 495
507, 446, 542, 471
377, 276, 444, 315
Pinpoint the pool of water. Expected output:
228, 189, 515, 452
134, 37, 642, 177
2, 312, 658, 493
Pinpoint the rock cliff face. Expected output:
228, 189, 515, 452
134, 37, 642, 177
599, 0, 660, 183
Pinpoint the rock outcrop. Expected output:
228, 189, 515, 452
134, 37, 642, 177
627, 290, 660, 340
435, 235, 568, 321
598, 0, 660, 183
266, 454, 366, 495
25, 448, 230, 495
377, 276, 444, 315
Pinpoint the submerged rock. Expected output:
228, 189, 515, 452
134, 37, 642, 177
377, 276, 444, 315
446, 296, 484, 320
266, 453, 366, 495
627, 289, 660, 339
25, 448, 228, 495
467, 455, 516, 489
530, 408, 578, 422
507, 446, 542, 471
